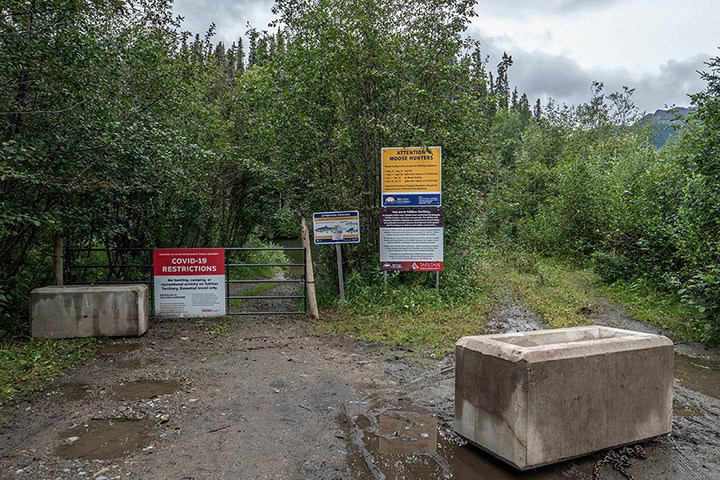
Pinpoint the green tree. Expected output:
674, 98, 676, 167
0, 0, 274, 330
234, 0, 488, 287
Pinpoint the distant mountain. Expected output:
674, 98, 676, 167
638, 107, 694, 148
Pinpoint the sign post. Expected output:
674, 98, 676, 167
313, 211, 360, 302
153, 248, 226, 318
336, 244, 345, 302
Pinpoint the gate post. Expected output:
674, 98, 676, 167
54, 236, 64, 287
301, 218, 319, 319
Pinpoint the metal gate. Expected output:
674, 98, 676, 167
65, 246, 307, 316
224, 247, 306, 315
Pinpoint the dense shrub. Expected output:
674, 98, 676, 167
483, 74, 720, 344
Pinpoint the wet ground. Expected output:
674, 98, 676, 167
674, 354, 720, 400
1, 282, 720, 479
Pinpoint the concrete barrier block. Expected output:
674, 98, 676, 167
31, 285, 149, 338
455, 326, 673, 470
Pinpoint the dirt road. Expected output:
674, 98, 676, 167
1, 284, 719, 479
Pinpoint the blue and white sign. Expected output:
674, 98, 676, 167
313, 211, 361, 244
382, 193, 441, 207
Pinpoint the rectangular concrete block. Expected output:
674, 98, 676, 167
31, 285, 149, 338
455, 326, 673, 470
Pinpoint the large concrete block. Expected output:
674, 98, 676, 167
455, 326, 673, 470
31, 285, 149, 338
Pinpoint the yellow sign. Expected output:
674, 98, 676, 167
381, 146, 441, 207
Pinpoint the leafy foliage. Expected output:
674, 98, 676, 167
482, 68, 720, 344
0, 1, 275, 332
1, 0, 719, 347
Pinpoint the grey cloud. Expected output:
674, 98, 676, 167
472, 35, 595, 103
173, 0, 276, 43
173, 0, 709, 112
633, 55, 709, 110
480, 0, 621, 17
476, 34, 709, 112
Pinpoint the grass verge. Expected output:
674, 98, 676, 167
318, 283, 491, 355
317, 247, 707, 353
599, 278, 700, 342
0, 337, 95, 408
476, 251, 596, 329
481, 249, 702, 342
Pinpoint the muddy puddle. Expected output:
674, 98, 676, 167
674, 354, 720, 400
97, 343, 141, 355
54, 382, 92, 401
111, 380, 182, 401
274, 238, 308, 278
673, 399, 703, 417
55, 418, 155, 460
355, 408, 564, 479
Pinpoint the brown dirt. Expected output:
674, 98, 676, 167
1, 285, 719, 479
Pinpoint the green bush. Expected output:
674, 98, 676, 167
680, 264, 720, 345
591, 251, 632, 283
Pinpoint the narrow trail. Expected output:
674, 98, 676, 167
1, 282, 719, 479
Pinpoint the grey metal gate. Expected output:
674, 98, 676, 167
224, 247, 306, 315
65, 246, 307, 316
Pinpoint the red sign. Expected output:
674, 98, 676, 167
381, 261, 444, 272
153, 248, 226, 318
153, 249, 225, 276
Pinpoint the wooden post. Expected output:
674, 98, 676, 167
301, 218, 319, 319
54, 236, 64, 287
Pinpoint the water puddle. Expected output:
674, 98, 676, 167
377, 412, 437, 455
97, 343, 141, 355
674, 354, 720, 400
486, 299, 546, 334
115, 357, 152, 369
54, 383, 92, 401
111, 380, 181, 401
449, 444, 567, 480
355, 408, 564, 479
673, 399, 703, 417
55, 418, 155, 460
274, 238, 308, 278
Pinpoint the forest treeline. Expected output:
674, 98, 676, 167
1, 0, 718, 342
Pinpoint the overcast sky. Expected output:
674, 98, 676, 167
173, 0, 719, 113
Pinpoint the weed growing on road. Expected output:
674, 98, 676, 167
600, 278, 699, 342
204, 318, 235, 336
0, 337, 95, 408
480, 252, 597, 328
